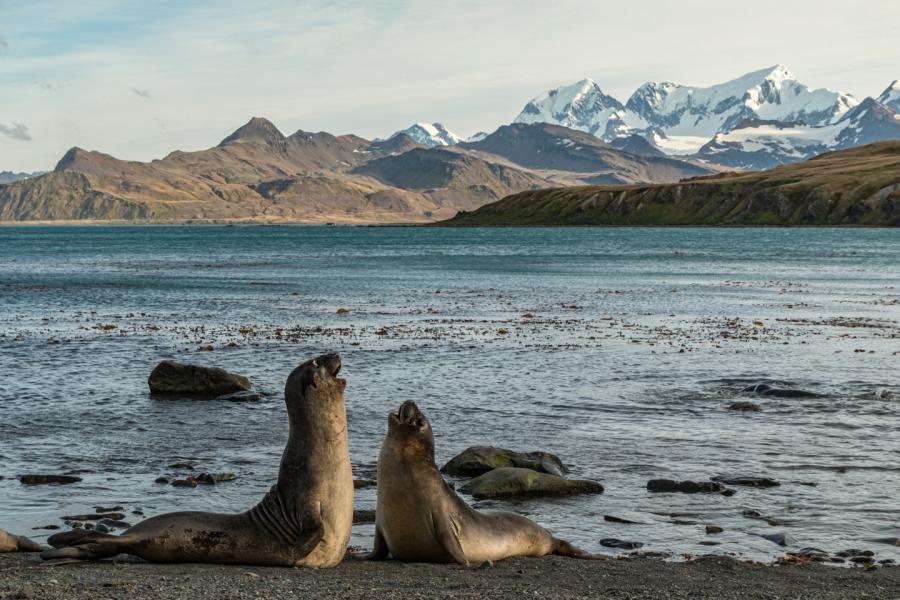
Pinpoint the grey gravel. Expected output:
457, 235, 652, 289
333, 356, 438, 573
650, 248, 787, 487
1, 553, 899, 599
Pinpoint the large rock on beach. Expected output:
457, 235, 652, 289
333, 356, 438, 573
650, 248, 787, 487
441, 446, 568, 477
459, 467, 603, 499
148, 361, 251, 398
647, 479, 725, 493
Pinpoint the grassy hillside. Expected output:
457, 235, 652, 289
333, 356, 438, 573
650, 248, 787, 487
439, 142, 900, 226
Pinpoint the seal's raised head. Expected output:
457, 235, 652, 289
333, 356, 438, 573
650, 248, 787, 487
290, 353, 346, 396
387, 401, 434, 461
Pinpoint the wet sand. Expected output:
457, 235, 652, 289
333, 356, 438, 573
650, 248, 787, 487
1, 553, 898, 600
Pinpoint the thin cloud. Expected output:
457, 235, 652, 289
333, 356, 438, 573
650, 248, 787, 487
0, 123, 32, 141
132, 87, 151, 99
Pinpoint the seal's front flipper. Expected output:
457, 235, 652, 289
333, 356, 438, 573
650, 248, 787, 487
432, 513, 467, 565
42, 530, 124, 563
291, 514, 325, 561
363, 525, 389, 560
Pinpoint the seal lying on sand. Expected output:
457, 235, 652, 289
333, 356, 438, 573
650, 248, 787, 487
0, 529, 42, 553
368, 401, 603, 565
43, 354, 353, 568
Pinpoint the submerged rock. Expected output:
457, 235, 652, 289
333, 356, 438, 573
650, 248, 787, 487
62, 512, 125, 522
18, 474, 81, 485
214, 390, 262, 402
148, 360, 251, 398
742, 383, 820, 398
604, 515, 643, 525
353, 510, 376, 524
441, 446, 568, 477
712, 476, 780, 488
706, 525, 724, 534
755, 531, 796, 546
742, 510, 783, 526
354, 478, 376, 489
728, 401, 761, 412
646, 479, 724, 494
460, 467, 603, 499
600, 538, 643, 550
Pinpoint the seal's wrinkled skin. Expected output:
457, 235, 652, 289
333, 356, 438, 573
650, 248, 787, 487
42, 354, 353, 568
369, 401, 603, 565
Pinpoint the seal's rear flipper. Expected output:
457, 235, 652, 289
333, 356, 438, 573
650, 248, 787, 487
42, 531, 124, 563
552, 538, 608, 560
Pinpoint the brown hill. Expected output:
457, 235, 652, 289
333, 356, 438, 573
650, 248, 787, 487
0, 119, 725, 224
440, 142, 900, 226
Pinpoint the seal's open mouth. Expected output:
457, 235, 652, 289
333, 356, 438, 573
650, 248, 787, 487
397, 400, 420, 423
319, 353, 346, 389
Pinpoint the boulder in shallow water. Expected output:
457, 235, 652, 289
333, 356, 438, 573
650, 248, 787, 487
460, 467, 603, 499
18, 474, 81, 485
0, 529, 42, 553
646, 479, 725, 493
742, 383, 820, 398
353, 510, 376, 524
441, 446, 568, 477
148, 360, 251, 398
728, 401, 761, 412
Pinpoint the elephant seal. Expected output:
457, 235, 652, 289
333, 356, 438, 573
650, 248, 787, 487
368, 401, 603, 565
0, 529, 42, 553
43, 353, 353, 568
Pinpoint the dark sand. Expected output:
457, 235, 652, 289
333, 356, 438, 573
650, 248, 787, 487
1, 553, 898, 600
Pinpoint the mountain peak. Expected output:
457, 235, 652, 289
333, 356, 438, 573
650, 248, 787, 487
877, 80, 900, 112
219, 117, 285, 146
387, 122, 461, 147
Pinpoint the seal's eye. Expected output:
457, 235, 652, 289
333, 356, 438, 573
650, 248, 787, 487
414, 418, 424, 428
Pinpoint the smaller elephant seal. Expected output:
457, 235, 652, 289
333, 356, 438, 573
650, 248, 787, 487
742, 383, 821, 398
368, 401, 603, 565
0, 529, 42, 553
42, 354, 353, 568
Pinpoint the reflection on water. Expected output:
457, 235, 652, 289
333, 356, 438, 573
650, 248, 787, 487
0, 225, 898, 562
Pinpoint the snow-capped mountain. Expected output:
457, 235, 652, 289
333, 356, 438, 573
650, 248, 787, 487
513, 66, 899, 170
878, 80, 900, 113
387, 123, 462, 147
0, 171, 44, 184
514, 78, 636, 139
697, 98, 900, 170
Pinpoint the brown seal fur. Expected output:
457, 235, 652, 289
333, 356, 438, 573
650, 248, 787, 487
0, 529, 42, 553
368, 401, 604, 565
42, 354, 353, 568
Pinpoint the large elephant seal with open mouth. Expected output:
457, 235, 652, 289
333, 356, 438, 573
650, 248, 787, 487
368, 401, 603, 565
43, 353, 353, 568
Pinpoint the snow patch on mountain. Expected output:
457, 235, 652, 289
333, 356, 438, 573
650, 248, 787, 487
388, 123, 462, 147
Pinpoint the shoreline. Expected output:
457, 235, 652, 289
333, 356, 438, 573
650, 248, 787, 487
1, 553, 898, 600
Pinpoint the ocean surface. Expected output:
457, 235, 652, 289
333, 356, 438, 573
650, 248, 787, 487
0, 225, 898, 564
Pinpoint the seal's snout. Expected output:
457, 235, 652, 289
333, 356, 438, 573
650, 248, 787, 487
319, 353, 341, 377
398, 400, 421, 423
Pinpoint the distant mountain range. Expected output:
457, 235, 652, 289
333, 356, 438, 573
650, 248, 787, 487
0, 119, 715, 223
512, 65, 900, 170
3, 65, 898, 224
440, 141, 900, 227
0, 171, 44, 184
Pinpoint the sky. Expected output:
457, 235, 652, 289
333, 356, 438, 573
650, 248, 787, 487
1, 0, 899, 172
